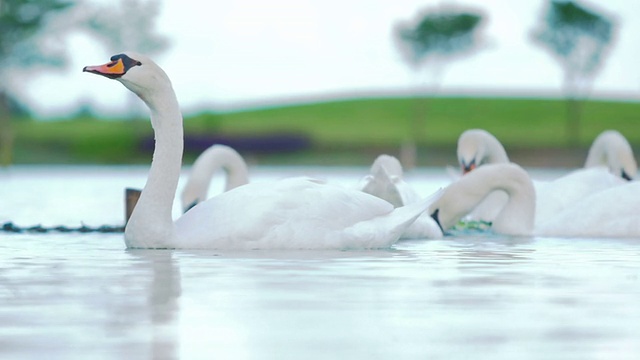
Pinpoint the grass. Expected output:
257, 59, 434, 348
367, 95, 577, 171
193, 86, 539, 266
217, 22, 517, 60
8, 96, 640, 166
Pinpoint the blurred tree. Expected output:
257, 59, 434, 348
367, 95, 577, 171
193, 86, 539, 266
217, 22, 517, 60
531, 0, 615, 145
394, 5, 486, 168
0, 0, 73, 165
82, 0, 168, 56
81, 0, 169, 118
0, 0, 169, 165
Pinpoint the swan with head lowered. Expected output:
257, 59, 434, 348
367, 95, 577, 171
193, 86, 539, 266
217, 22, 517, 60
84, 53, 442, 249
358, 154, 443, 239
458, 128, 637, 181
429, 162, 640, 238
584, 130, 637, 181
181, 144, 249, 213
457, 129, 509, 174
455, 129, 510, 222
455, 128, 633, 224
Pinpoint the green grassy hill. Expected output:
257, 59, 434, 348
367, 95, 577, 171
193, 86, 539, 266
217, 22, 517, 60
9, 96, 640, 166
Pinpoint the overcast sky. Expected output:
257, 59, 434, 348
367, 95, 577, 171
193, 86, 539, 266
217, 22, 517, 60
20, 0, 640, 118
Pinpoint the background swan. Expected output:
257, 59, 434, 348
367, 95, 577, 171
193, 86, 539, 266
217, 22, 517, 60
430, 163, 535, 237
180, 144, 249, 213
429, 163, 639, 238
458, 128, 637, 181
357, 154, 441, 239
455, 129, 510, 221
533, 166, 624, 226
84, 52, 441, 250
457, 129, 509, 173
536, 180, 640, 238
455, 128, 635, 223
358, 154, 420, 207
584, 130, 637, 181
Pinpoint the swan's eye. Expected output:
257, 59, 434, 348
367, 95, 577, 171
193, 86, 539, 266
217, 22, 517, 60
110, 54, 142, 71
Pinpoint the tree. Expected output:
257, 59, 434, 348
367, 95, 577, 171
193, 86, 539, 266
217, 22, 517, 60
394, 5, 486, 168
0, 0, 74, 165
531, 0, 615, 145
81, 0, 170, 117
82, 0, 168, 56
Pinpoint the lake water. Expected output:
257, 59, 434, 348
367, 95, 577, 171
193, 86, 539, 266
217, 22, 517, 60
1, 166, 639, 359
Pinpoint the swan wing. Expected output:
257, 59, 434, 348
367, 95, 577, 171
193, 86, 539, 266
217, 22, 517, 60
175, 177, 439, 249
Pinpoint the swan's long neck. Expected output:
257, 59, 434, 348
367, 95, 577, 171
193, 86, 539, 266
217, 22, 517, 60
584, 131, 637, 180
585, 135, 609, 169
125, 86, 183, 248
218, 151, 249, 192
485, 137, 509, 164
491, 172, 535, 235
430, 163, 535, 236
182, 146, 248, 210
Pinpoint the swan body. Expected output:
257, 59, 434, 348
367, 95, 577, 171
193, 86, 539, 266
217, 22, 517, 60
358, 154, 443, 239
429, 163, 640, 238
534, 166, 625, 226
175, 177, 442, 249
84, 53, 441, 249
536, 181, 640, 238
584, 130, 637, 181
181, 144, 249, 212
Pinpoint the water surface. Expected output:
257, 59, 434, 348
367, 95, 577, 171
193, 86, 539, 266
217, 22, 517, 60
1, 166, 638, 359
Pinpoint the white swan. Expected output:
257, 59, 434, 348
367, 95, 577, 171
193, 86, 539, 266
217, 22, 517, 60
430, 163, 535, 236
455, 129, 510, 222
180, 144, 249, 213
455, 128, 634, 223
458, 128, 637, 181
84, 52, 441, 250
584, 130, 637, 181
533, 166, 624, 226
358, 154, 442, 239
429, 163, 640, 238
535, 180, 640, 238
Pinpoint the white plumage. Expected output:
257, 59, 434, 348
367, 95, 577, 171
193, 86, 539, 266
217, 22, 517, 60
84, 52, 441, 249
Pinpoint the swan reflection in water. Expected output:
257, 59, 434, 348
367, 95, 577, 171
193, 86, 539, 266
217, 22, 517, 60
126, 250, 181, 359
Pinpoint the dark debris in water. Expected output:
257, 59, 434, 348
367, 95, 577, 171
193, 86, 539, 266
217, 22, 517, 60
2, 222, 124, 234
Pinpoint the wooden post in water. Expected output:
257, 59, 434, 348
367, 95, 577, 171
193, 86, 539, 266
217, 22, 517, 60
125, 188, 142, 225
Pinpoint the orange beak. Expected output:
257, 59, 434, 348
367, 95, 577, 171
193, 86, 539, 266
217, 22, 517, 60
83, 58, 126, 79
462, 162, 476, 175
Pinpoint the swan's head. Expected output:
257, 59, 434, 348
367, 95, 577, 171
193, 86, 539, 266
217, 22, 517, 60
608, 149, 637, 181
83, 52, 172, 101
585, 130, 637, 181
457, 129, 509, 174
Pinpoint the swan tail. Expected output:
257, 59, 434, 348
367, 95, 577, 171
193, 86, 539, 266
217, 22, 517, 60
344, 188, 444, 248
